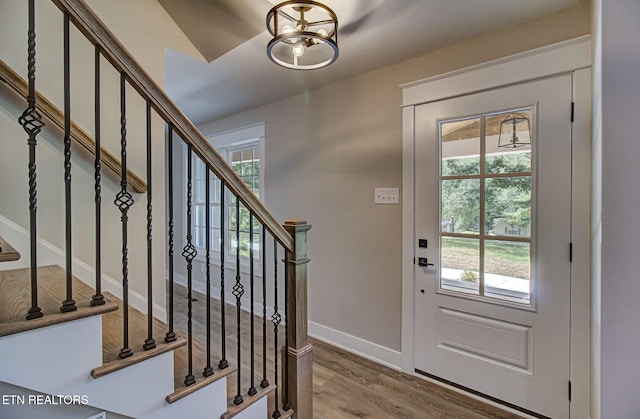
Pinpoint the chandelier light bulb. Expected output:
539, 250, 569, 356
292, 42, 305, 57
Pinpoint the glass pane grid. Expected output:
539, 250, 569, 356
191, 143, 261, 260
439, 108, 533, 305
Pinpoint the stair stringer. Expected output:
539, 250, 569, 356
0, 316, 228, 418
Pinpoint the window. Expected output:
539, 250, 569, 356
191, 123, 265, 266
439, 108, 533, 304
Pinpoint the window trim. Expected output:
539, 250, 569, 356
188, 122, 266, 275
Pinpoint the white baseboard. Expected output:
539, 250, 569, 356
308, 321, 402, 371
173, 271, 402, 370
0, 214, 166, 320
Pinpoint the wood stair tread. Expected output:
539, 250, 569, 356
0, 265, 118, 337
0, 235, 20, 262
98, 292, 233, 406
168, 336, 236, 404
94, 291, 186, 378
221, 384, 277, 419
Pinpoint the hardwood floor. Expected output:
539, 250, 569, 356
174, 284, 522, 418
312, 339, 522, 418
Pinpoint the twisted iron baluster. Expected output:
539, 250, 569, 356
20, 0, 44, 321
260, 225, 269, 389
165, 124, 177, 343
143, 100, 156, 351
91, 45, 104, 307
272, 240, 282, 419
115, 73, 134, 359
203, 165, 214, 377
233, 198, 245, 405
60, 12, 77, 314
218, 180, 229, 369
182, 145, 197, 386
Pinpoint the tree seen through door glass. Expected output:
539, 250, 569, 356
439, 107, 533, 305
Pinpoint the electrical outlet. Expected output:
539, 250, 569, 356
374, 188, 399, 204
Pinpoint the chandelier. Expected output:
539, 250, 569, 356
266, 1, 338, 70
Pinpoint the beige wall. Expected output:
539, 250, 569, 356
198, 4, 591, 353
599, 0, 640, 416
0, 0, 201, 314
591, 0, 603, 417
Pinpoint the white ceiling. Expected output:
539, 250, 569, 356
164, 0, 584, 125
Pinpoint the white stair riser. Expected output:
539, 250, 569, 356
0, 316, 230, 418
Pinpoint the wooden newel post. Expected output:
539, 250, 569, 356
284, 219, 312, 419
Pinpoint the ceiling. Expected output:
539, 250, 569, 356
162, 0, 584, 125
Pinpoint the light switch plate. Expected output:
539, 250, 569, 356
374, 188, 399, 204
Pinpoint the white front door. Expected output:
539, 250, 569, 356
414, 75, 573, 418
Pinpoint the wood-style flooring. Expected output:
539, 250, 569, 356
174, 284, 523, 419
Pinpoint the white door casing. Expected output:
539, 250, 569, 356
400, 37, 591, 418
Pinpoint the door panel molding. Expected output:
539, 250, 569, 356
437, 307, 533, 374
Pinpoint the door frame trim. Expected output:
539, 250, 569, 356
400, 36, 592, 417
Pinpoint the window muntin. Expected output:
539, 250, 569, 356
192, 141, 262, 261
439, 107, 533, 305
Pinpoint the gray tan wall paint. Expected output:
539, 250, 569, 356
599, 0, 640, 416
197, 4, 591, 352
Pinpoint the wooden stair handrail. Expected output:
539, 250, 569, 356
0, 59, 147, 194
51, 0, 294, 251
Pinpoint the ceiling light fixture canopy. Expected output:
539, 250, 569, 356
498, 112, 532, 148
266, 1, 338, 70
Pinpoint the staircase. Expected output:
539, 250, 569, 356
0, 1, 312, 418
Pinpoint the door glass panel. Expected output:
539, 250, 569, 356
441, 237, 479, 296
441, 117, 480, 176
485, 109, 532, 175
439, 107, 534, 306
485, 240, 531, 304
441, 179, 480, 234
485, 177, 531, 238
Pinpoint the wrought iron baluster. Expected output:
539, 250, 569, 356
260, 225, 269, 389
20, 0, 44, 321
115, 73, 133, 359
143, 100, 156, 351
233, 198, 245, 405
203, 165, 214, 377
248, 213, 257, 396
182, 144, 197, 386
165, 124, 177, 343
60, 12, 77, 314
272, 239, 282, 419
218, 180, 229, 369
91, 45, 104, 307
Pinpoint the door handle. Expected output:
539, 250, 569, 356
418, 257, 434, 267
